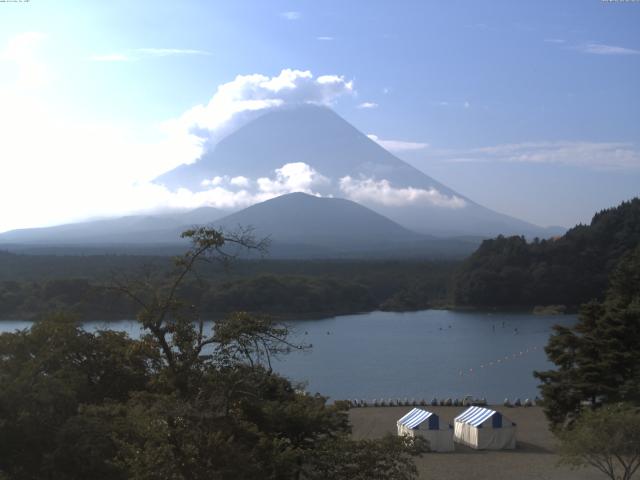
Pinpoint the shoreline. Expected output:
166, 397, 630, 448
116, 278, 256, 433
0, 304, 574, 323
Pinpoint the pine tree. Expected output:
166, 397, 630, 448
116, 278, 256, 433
535, 244, 640, 427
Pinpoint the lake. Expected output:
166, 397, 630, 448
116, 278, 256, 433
0, 310, 574, 403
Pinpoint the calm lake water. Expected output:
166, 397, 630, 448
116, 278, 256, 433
0, 310, 574, 403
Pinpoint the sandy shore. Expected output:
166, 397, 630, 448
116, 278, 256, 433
349, 406, 602, 480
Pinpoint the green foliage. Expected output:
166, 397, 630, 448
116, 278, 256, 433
0, 259, 455, 320
304, 434, 428, 480
204, 274, 377, 316
453, 198, 640, 307
535, 245, 640, 427
0, 314, 152, 479
558, 403, 640, 480
0, 228, 425, 479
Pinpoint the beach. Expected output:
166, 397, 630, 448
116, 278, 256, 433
349, 406, 602, 480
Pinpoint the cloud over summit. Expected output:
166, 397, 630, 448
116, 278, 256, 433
339, 176, 466, 209
166, 69, 354, 166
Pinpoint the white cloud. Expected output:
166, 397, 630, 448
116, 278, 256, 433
316, 36, 334, 41
168, 69, 354, 165
439, 141, 640, 170
544, 38, 565, 44
89, 48, 210, 62
201, 176, 225, 187
0, 48, 360, 231
339, 176, 466, 209
357, 102, 378, 109
257, 162, 328, 196
578, 43, 640, 55
464, 101, 470, 109
127, 163, 327, 212
367, 134, 429, 152
280, 11, 301, 20
230, 176, 250, 187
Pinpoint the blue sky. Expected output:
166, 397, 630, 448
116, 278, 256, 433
0, 0, 638, 231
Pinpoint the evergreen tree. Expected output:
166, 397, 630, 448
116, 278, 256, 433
453, 198, 640, 308
535, 244, 640, 427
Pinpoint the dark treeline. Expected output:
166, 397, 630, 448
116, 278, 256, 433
452, 198, 640, 309
0, 256, 456, 320
4, 197, 638, 319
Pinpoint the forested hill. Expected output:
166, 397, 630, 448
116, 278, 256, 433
452, 198, 640, 308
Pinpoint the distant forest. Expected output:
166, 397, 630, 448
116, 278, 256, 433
452, 198, 640, 309
2, 198, 638, 320
0, 255, 455, 320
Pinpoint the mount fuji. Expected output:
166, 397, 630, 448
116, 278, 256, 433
0, 105, 562, 257
156, 104, 558, 238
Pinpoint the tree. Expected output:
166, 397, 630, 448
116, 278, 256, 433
109, 226, 270, 396
453, 198, 640, 309
535, 245, 640, 427
304, 435, 428, 480
558, 403, 640, 480
105, 227, 424, 479
0, 227, 426, 479
0, 314, 152, 479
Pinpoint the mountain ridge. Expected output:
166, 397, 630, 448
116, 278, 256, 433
0, 192, 480, 258
155, 104, 558, 238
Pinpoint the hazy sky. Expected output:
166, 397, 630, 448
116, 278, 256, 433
0, 0, 639, 232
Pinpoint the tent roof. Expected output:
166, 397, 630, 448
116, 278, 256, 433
455, 406, 498, 427
397, 408, 434, 429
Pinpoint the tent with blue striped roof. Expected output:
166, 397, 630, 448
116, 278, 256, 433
396, 408, 454, 452
453, 406, 516, 450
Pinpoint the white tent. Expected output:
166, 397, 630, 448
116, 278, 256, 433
397, 408, 454, 452
453, 406, 516, 450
